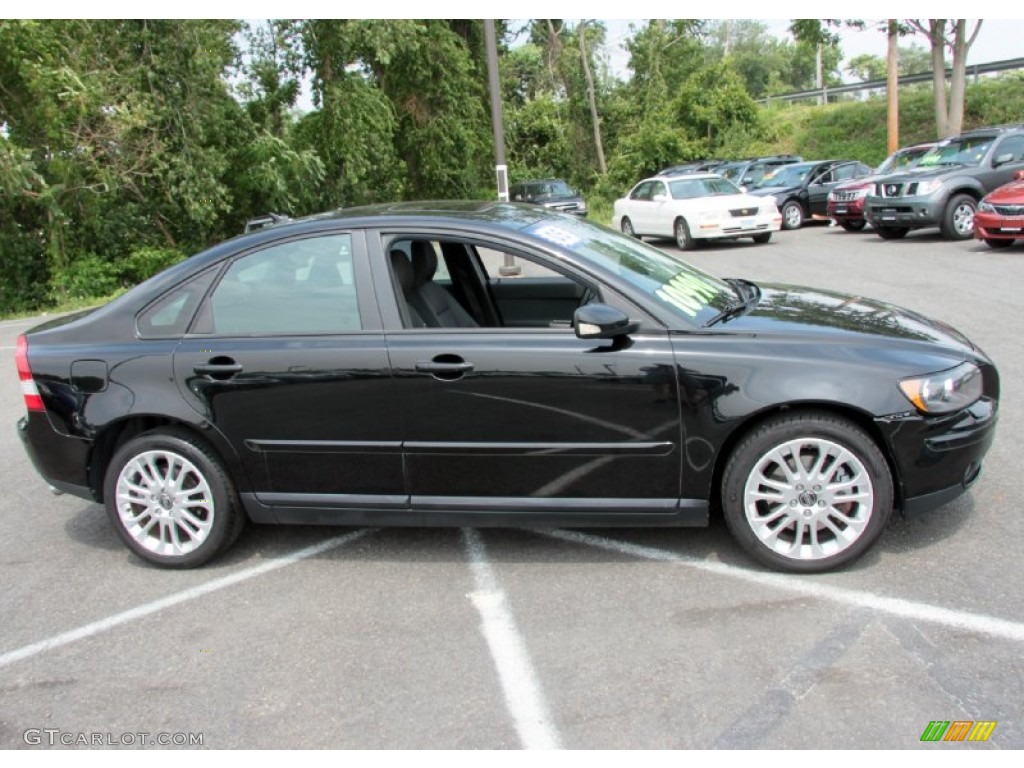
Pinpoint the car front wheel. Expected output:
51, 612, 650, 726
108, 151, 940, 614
721, 412, 893, 573
781, 201, 804, 230
751, 232, 772, 244
941, 194, 977, 241
674, 217, 695, 250
103, 430, 243, 568
839, 220, 867, 231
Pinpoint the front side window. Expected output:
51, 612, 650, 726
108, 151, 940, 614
204, 234, 361, 335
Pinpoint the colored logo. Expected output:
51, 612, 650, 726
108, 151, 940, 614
920, 720, 996, 742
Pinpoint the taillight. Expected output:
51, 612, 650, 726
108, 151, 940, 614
15, 335, 44, 412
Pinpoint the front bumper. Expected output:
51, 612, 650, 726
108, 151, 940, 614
974, 210, 1024, 240
865, 194, 944, 229
827, 198, 865, 221
879, 397, 998, 517
694, 213, 781, 240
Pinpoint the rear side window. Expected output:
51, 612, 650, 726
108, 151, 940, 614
203, 234, 361, 335
136, 268, 217, 338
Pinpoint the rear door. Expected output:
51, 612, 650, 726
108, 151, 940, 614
172, 230, 406, 510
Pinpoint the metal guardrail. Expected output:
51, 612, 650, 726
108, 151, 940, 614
758, 56, 1024, 105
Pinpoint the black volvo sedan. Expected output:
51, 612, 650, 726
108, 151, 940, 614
15, 202, 999, 572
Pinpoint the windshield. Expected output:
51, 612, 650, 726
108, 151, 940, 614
523, 216, 735, 326
668, 177, 742, 199
917, 137, 993, 168
876, 147, 931, 175
751, 164, 813, 189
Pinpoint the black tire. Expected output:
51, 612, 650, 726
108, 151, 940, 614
103, 429, 243, 568
780, 201, 804, 230
839, 219, 867, 232
940, 193, 977, 241
721, 411, 893, 573
875, 226, 909, 240
674, 217, 696, 250
984, 237, 1014, 249
621, 217, 639, 239
751, 232, 772, 244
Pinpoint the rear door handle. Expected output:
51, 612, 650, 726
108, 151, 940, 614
415, 361, 474, 374
194, 358, 243, 380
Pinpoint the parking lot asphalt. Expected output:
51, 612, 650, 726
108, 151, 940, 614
1, 224, 1022, 749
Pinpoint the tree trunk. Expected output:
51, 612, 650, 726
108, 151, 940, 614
887, 20, 899, 153
578, 20, 607, 175
927, 20, 949, 138
948, 20, 983, 136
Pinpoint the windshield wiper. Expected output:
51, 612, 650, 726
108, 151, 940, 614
705, 279, 760, 327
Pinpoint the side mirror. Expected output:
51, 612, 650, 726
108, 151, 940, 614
574, 304, 639, 340
993, 153, 1014, 168
652, 193, 668, 202
1015, 169, 1024, 181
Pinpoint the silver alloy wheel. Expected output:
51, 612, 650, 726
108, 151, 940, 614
622, 218, 635, 237
742, 437, 874, 561
952, 201, 975, 236
783, 203, 803, 229
115, 450, 215, 557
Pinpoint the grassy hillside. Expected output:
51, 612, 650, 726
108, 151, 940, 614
758, 73, 1024, 166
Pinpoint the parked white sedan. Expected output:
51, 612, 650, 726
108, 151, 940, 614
614, 174, 782, 249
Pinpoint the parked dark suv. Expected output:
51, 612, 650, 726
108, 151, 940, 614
509, 179, 587, 217
864, 125, 1024, 240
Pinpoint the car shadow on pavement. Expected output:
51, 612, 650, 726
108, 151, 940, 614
61, 490, 972, 574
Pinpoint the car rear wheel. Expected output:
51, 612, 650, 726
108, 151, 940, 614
984, 237, 1014, 249
875, 226, 909, 240
940, 194, 977, 240
781, 201, 804, 230
839, 220, 867, 231
621, 217, 639, 239
751, 232, 772, 244
103, 430, 243, 568
674, 217, 695, 250
721, 412, 892, 573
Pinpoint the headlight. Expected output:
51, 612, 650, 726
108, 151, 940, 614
760, 203, 779, 215
899, 362, 982, 415
915, 179, 945, 196
978, 200, 996, 213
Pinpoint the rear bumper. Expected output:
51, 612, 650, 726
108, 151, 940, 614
17, 414, 95, 501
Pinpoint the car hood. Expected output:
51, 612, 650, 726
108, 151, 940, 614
984, 180, 1024, 204
720, 282, 975, 352
533, 193, 583, 204
877, 164, 973, 184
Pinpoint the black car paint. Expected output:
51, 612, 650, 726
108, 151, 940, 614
17, 203, 998, 536
748, 160, 872, 219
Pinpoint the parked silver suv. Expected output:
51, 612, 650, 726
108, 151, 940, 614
864, 125, 1024, 240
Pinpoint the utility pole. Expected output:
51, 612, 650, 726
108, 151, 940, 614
483, 19, 519, 275
887, 19, 899, 153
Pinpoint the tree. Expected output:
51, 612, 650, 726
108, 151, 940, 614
907, 19, 984, 138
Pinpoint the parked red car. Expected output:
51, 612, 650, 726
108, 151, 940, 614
975, 169, 1024, 249
827, 143, 936, 231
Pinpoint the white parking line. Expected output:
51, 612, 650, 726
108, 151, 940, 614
462, 528, 562, 750
0, 529, 374, 670
535, 529, 1024, 644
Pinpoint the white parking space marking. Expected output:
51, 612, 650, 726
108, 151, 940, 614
537, 529, 1024, 644
0, 529, 374, 670
462, 528, 562, 750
